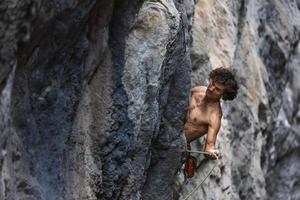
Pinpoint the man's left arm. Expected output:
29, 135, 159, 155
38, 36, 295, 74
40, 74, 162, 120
205, 112, 222, 159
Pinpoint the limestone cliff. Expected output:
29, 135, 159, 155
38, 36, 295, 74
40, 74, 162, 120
178, 1, 300, 200
1, 0, 190, 199
0, 0, 299, 200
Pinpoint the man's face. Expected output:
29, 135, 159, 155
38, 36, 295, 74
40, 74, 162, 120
206, 80, 226, 99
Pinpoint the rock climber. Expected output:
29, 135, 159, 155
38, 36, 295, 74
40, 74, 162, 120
184, 67, 239, 177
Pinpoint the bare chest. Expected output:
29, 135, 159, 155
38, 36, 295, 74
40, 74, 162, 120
188, 105, 210, 125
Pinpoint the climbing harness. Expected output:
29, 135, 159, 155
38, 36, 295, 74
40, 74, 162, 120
183, 150, 219, 200
184, 154, 197, 178
184, 144, 196, 178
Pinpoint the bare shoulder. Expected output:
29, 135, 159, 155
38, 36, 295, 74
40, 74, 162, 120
208, 106, 222, 130
210, 104, 223, 119
191, 85, 207, 94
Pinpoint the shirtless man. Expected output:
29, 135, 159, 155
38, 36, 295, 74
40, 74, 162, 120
184, 67, 239, 160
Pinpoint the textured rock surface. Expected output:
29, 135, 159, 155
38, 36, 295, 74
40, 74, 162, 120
178, 0, 300, 200
1, 0, 191, 199
1, 0, 300, 200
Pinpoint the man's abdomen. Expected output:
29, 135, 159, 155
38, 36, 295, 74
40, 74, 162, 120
184, 121, 208, 143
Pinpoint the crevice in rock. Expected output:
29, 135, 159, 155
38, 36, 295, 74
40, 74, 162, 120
236, 0, 247, 43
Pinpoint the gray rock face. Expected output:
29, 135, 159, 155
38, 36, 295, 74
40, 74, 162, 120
1, 0, 300, 200
179, 0, 300, 200
1, 0, 191, 199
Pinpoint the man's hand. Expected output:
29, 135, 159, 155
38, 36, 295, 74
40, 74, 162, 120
204, 149, 219, 160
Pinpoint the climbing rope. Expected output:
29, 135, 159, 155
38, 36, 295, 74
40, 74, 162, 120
183, 150, 219, 200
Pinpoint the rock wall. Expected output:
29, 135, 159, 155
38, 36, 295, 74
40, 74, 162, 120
178, 0, 300, 200
1, 0, 191, 199
1, 0, 300, 200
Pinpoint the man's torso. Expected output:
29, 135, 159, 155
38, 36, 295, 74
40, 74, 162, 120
184, 86, 222, 143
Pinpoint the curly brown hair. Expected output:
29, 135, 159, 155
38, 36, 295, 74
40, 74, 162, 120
209, 67, 239, 101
